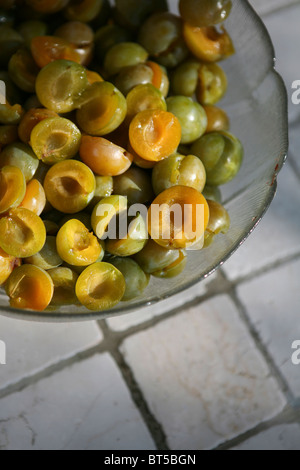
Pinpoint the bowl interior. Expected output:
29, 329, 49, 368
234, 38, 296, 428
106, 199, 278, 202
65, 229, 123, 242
0, 0, 288, 321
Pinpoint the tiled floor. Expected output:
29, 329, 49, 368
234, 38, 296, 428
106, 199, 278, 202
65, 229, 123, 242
1, 0, 300, 450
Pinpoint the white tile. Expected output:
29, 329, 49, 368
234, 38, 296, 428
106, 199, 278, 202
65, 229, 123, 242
223, 163, 300, 281
288, 125, 300, 176
232, 424, 300, 450
249, 0, 297, 16
237, 258, 300, 397
121, 295, 286, 450
107, 273, 218, 332
260, 2, 300, 123
0, 354, 155, 450
0, 316, 103, 390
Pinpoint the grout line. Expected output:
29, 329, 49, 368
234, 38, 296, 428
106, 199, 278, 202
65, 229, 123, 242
0, 273, 299, 449
0, 318, 170, 449
0, 274, 225, 399
213, 403, 300, 450
98, 319, 169, 451
225, 281, 294, 402
0, 344, 105, 400
211, 268, 300, 449
0, 274, 227, 400
229, 251, 300, 288
1, 253, 299, 401
1, 257, 299, 447
102, 264, 300, 452
100, 252, 300, 342
0, 0, 299, 451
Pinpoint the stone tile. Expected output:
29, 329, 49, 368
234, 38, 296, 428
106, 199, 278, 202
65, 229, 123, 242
250, 0, 297, 16
232, 424, 300, 450
107, 273, 217, 332
0, 354, 155, 450
0, 316, 103, 390
237, 258, 300, 398
223, 163, 300, 281
288, 124, 300, 176
261, 2, 300, 123
121, 295, 286, 450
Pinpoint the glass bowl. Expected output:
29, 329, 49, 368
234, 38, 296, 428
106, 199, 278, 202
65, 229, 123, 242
0, 0, 288, 322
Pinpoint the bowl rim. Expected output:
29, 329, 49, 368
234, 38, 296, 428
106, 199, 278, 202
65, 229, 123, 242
0, 0, 289, 322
